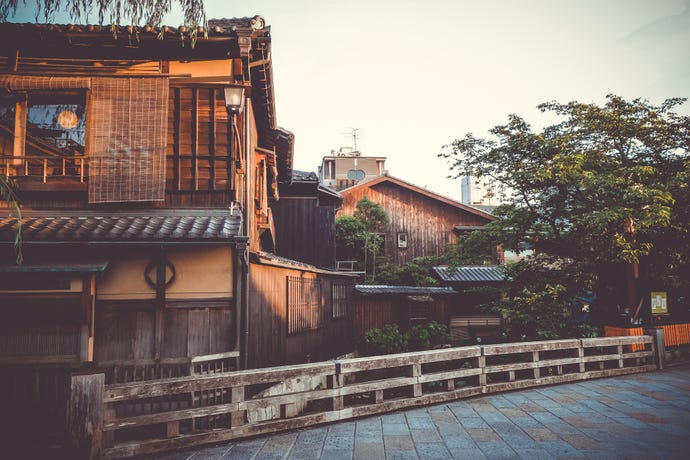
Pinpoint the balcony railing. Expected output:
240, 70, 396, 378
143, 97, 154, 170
0, 155, 87, 183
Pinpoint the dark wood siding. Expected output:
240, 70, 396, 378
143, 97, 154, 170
354, 295, 449, 339
247, 262, 354, 369
94, 303, 233, 361
271, 197, 337, 269
339, 181, 492, 265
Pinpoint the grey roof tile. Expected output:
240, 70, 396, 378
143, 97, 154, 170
355, 285, 456, 295
433, 266, 506, 283
0, 210, 241, 243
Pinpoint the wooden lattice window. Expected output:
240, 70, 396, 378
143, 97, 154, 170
332, 282, 351, 319
287, 276, 322, 334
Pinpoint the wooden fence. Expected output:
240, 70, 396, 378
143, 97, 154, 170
660, 323, 690, 347
605, 324, 690, 349
67, 335, 658, 459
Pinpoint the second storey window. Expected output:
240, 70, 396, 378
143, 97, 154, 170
27, 92, 86, 156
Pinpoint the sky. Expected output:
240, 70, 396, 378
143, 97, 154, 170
8, 0, 690, 199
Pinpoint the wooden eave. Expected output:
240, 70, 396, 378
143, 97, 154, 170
0, 19, 270, 61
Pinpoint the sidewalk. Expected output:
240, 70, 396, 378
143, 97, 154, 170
147, 364, 690, 460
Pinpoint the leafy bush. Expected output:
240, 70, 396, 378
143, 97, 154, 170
359, 324, 408, 356
409, 321, 451, 351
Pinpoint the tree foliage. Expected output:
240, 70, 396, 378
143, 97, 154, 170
1, 0, 206, 28
441, 95, 690, 331
1, 176, 22, 264
335, 197, 388, 280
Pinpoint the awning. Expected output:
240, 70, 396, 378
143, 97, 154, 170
0, 260, 109, 273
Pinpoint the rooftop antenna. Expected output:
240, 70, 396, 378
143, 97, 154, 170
342, 127, 362, 152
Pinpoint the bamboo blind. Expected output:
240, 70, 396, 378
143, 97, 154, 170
0, 74, 91, 90
88, 77, 168, 203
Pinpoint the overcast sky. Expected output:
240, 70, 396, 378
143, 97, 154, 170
9, 0, 690, 198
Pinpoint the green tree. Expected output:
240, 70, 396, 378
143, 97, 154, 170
335, 196, 388, 281
441, 95, 690, 332
1, 0, 206, 28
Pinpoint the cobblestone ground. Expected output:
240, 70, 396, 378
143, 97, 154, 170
147, 364, 690, 460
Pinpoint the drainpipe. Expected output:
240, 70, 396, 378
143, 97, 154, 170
232, 237, 249, 370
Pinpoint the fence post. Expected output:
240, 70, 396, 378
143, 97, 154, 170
66, 372, 105, 460
645, 327, 665, 370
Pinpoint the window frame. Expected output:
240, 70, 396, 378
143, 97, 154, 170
331, 282, 352, 319
287, 276, 322, 335
1, 89, 88, 158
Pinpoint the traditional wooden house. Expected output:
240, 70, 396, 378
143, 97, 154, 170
0, 16, 354, 450
338, 174, 496, 266
270, 169, 342, 269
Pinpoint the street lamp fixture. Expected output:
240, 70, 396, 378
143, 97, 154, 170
224, 86, 245, 115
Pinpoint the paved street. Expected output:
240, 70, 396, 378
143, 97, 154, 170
148, 364, 690, 460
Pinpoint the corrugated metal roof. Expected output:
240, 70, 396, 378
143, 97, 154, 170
0, 210, 241, 243
433, 266, 506, 283
355, 285, 456, 295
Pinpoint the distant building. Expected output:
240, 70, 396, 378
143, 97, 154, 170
460, 172, 502, 208
319, 146, 386, 191
338, 174, 495, 266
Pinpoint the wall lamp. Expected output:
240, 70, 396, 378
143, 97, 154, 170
224, 86, 245, 115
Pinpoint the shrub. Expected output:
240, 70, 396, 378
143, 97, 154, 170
409, 321, 451, 351
359, 324, 408, 356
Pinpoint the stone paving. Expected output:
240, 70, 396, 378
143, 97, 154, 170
147, 364, 690, 460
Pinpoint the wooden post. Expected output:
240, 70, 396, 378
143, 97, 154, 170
327, 373, 344, 411
645, 327, 665, 370
478, 354, 487, 387
617, 345, 624, 368
532, 351, 540, 380
230, 386, 245, 427
407, 363, 422, 397
577, 345, 585, 373
66, 373, 104, 460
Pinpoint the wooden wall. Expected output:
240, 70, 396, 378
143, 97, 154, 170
339, 181, 491, 265
247, 262, 354, 369
354, 295, 448, 340
270, 197, 337, 269
94, 306, 232, 361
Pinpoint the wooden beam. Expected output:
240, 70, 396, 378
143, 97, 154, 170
192, 88, 199, 191
209, 88, 217, 191
173, 87, 181, 191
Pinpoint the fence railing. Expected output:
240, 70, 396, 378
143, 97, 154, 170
1, 155, 87, 182
96, 351, 239, 384
70, 335, 657, 459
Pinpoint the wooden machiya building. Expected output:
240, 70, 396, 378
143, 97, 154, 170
338, 174, 496, 266
0, 16, 355, 449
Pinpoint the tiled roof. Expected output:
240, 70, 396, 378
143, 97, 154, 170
355, 285, 456, 295
433, 266, 506, 283
0, 210, 241, 243
0, 16, 266, 38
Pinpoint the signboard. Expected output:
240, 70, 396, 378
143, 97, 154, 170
650, 291, 668, 315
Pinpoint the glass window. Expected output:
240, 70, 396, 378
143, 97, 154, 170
26, 92, 86, 156
346, 169, 365, 181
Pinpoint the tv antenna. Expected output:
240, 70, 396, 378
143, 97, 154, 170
343, 127, 362, 151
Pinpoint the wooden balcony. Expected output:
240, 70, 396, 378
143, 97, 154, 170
1, 155, 88, 192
